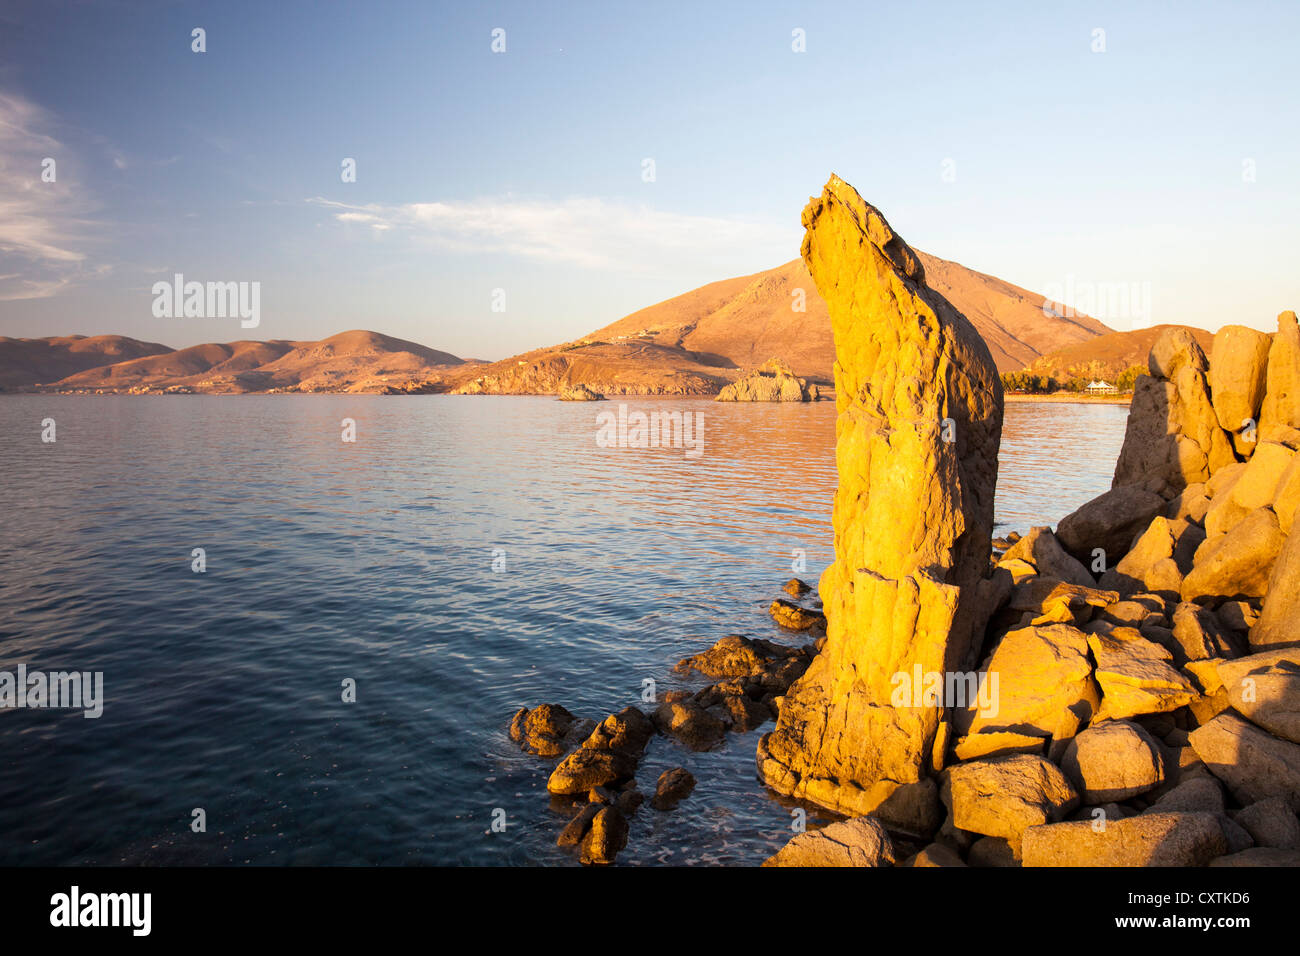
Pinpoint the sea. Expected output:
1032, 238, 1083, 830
0, 395, 1128, 865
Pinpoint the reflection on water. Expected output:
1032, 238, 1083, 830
0, 395, 1126, 865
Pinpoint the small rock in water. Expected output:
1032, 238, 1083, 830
652, 700, 726, 751
616, 789, 644, 815
557, 803, 601, 847
509, 703, 577, 757
579, 806, 629, 865
547, 748, 637, 795
782, 578, 812, 597
769, 598, 826, 632
651, 768, 696, 811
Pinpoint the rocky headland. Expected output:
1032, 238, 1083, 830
507, 174, 1300, 867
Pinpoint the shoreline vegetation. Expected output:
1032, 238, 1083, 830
508, 176, 1300, 867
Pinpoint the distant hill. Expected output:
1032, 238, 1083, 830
0, 334, 172, 390
1020, 324, 1218, 382
3, 250, 1117, 396
14, 330, 467, 394
445, 252, 1113, 396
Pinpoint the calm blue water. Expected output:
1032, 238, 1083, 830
0, 396, 1127, 865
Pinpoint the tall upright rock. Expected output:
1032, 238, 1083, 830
1261, 311, 1300, 442
756, 175, 1003, 821
1111, 328, 1235, 498
1210, 325, 1273, 458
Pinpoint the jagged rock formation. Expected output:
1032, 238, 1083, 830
765, 306, 1300, 866
756, 175, 1004, 822
715, 358, 820, 402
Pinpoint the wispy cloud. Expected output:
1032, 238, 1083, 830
308, 195, 792, 271
0, 91, 104, 300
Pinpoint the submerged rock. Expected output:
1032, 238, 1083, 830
758, 175, 1003, 819
650, 767, 696, 811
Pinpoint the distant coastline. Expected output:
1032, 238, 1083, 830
1004, 392, 1130, 405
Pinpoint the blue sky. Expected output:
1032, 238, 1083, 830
0, 0, 1296, 359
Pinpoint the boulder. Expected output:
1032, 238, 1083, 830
1021, 812, 1227, 866
1190, 712, 1300, 810
1059, 720, 1166, 803
762, 816, 895, 867
579, 806, 629, 864
941, 754, 1078, 849
1181, 507, 1286, 604
650, 767, 696, 811
1056, 486, 1167, 567
1273, 454, 1300, 534
1251, 523, 1300, 649
557, 803, 602, 846
1260, 311, 1300, 439
953, 731, 1047, 762
957, 624, 1099, 745
1098, 516, 1203, 597
967, 836, 1019, 867
1087, 629, 1199, 719
1000, 526, 1094, 587
1210, 324, 1273, 451
1224, 660, 1300, 743
653, 700, 726, 751
1234, 798, 1300, 849
1113, 330, 1235, 499
1169, 602, 1239, 664
1147, 776, 1224, 815
1150, 327, 1209, 380
901, 843, 966, 867
1209, 847, 1300, 866
783, 578, 812, 597
757, 175, 1003, 817
1167, 482, 1212, 525
509, 703, 578, 757
769, 598, 826, 631
547, 748, 638, 795
674, 634, 812, 692
1227, 441, 1295, 512
716, 358, 816, 402
581, 706, 655, 757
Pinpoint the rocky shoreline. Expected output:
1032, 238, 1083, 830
507, 175, 1299, 866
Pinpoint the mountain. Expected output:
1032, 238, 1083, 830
0, 334, 172, 390
5, 251, 1116, 396
1020, 324, 1218, 382
21, 330, 466, 394
445, 252, 1113, 395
